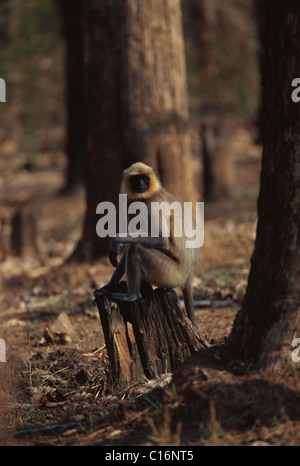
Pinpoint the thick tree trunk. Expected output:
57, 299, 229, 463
226, 0, 300, 372
56, 0, 85, 194
71, 0, 195, 262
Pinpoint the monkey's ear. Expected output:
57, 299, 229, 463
152, 167, 159, 180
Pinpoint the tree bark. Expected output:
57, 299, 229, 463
56, 0, 85, 194
95, 287, 209, 382
70, 0, 195, 262
226, 0, 300, 372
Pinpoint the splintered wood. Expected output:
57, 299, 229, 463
95, 288, 209, 383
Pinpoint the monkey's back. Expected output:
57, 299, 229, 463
139, 188, 200, 274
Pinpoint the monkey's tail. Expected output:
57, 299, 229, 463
182, 278, 197, 328
182, 280, 211, 348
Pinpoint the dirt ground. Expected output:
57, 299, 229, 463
0, 126, 300, 447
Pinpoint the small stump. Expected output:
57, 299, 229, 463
10, 207, 39, 257
95, 286, 209, 383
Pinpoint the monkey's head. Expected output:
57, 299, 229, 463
121, 162, 161, 200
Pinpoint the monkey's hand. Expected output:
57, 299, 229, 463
109, 237, 120, 267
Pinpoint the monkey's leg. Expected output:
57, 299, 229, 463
94, 251, 126, 297
96, 244, 143, 302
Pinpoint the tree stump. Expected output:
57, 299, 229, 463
95, 285, 209, 383
10, 207, 39, 257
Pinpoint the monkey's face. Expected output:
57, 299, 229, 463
129, 174, 151, 194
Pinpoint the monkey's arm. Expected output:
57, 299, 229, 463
109, 235, 168, 266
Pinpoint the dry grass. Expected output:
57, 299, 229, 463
0, 359, 17, 445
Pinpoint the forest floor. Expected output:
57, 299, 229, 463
0, 125, 300, 447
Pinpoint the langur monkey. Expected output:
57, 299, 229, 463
95, 162, 200, 327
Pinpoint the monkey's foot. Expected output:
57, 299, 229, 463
94, 287, 108, 297
96, 289, 142, 302
110, 291, 143, 302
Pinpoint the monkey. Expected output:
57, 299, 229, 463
95, 162, 201, 327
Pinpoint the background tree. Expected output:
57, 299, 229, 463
183, 0, 259, 200
56, 0, 85, 194
226, 0, 300, 372
71, 0, 196, 261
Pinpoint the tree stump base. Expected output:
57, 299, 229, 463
95, 284, 209, 383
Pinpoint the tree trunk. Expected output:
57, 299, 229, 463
200, 116, 235, 200
226, 0, 300, 372
96, 287, 209, 382
0, 0, 10, 43
56, 0, 85, 194
253, 0, 263, 145
187, 0, 237, 201
70, 0, 195, 262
